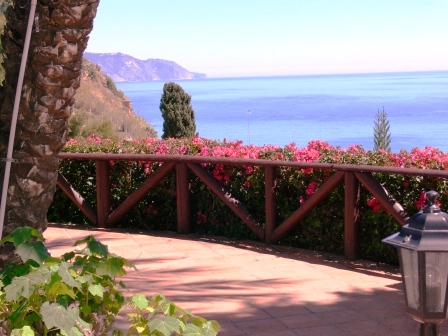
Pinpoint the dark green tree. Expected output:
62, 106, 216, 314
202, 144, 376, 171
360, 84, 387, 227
373, 107, 391, 152
160, 82, 196, 138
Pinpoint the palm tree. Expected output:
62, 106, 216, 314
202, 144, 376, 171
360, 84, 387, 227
0, 0, 99, 266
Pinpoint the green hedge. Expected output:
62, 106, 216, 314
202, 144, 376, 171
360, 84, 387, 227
49, 136, 448, 264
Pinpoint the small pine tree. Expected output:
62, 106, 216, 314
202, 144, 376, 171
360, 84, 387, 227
160, 82, 196, 139
373, 107, 391, 152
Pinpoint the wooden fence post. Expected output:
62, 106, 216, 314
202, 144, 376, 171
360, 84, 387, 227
265, 166, 276, 244
176, 163, 190, 233
96, 160, 111, 228
344, 172, 360, 260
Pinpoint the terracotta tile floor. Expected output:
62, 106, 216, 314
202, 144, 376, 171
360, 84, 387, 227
44, 224, 448, 335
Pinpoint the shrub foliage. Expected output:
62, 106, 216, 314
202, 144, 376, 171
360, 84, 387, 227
373, 107, 392, 152
160, 82, 196, 139
49, 137, 448, 265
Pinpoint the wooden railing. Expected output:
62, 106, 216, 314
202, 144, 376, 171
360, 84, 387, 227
57, 153, 448, 260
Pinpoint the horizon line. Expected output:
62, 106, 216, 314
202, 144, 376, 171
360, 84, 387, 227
204, 68, 448, 80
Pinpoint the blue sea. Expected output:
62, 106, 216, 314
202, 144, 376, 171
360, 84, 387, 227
117, 71, 448, 153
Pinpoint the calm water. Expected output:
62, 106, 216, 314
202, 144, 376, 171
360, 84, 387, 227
117, 71, 448, 152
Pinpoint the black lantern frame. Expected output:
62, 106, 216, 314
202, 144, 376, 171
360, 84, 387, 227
383, 191, 448, 332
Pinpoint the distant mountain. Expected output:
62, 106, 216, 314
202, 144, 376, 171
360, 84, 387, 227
84, 52, 206, 82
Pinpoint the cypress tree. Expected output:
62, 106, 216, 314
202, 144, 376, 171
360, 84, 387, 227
160, 82, 196, 139
373, 107, 392, 152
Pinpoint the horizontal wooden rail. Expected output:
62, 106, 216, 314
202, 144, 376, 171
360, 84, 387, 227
58, 152, 448, 178
56, 152, 448, 260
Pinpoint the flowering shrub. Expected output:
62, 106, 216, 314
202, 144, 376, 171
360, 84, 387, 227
367, 197, 384, 213
49, 136, 448, 265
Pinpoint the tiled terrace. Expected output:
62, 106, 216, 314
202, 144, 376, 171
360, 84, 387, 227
44, 224, 448, 335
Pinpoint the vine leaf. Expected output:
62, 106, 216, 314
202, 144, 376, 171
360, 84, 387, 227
0, 226, 42, 247
131, 294, 149, 309
206, 320, 221, 334
5, 276, 35, 300
74, 235, 108, 257
58, 262, 82, 288
40, 302, 79, 336
77, 274, 93, 285
10, 326, 35, 336
183, 324, 205, 336
60, 327, 83, 336
16, 241, 50, 264
34, 266, 53, 283
88, 284, 105, 298
47, 281, 76, 300
148, 316, 180, 336
96, 257, 126, 277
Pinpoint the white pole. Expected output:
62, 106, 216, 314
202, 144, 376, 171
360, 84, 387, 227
0, 0, 38, 239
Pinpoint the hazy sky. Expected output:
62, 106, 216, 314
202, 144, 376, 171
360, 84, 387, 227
86, 1, 448, 78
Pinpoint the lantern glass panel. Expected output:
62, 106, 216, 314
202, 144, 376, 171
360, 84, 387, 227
425, 252, 448, 313
399, 248, 420, 310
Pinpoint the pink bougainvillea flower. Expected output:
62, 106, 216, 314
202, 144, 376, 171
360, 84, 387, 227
347, 144, 363, 153
414, 191, 427, 209
66, 138, 78, 146
367, 197, 384, 213
302, 168, 313, 175
306, 181, 317, 196
196, 211, 208, 225
367, 198, 377, 207
212, 168, 220, 177
373, 204, 382, 213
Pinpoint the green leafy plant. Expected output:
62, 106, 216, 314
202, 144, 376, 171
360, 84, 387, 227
0, 227, 220, 335
373, 107, 392, 152
119, 294, 220, 336
160, 82, 197, 139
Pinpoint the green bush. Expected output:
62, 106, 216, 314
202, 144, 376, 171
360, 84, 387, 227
160, 83, 196, 139
105, 75, 123, 98
0, 227, 220, 335
49, 137, 448, 265
68, 109, 89, 138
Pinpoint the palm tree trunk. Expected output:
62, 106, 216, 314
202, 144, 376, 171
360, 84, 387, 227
0, 0, 99, 265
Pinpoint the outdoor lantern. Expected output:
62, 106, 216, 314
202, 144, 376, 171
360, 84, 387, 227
383, 190, 448, 336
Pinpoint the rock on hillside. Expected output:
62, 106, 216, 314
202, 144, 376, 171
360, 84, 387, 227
84, 52, 206, 82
